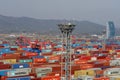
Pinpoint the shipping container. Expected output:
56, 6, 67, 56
0, 69, 11, 76
80, 64, 94, 69
14, 68, 31, 73
94, 77, 110, 80
19, 59, 32, 63
0, 64, 11, 69
36, 73, 47, 78
32, 56, 44, 59
74, 70, 96, 78
7, 70, 29, 77
11, 63, 29, 69
0, 59, 16, 64
33, 67, 52, 73
104, 68, 120, 76
33, 58, 47, 63
2, 53, 20, 58
109, 75, 120, 80
77, 75, 94, 80
41, 76, 60, 80
6, 76, 31, 80
110, 59, 120, 66
23, 52, 38, 56
74, 60, 87, 64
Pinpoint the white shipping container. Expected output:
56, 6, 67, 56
110, 60, 120, 66
104, 68, 120, 76
48, 60, 59, 63
91, 57, 97, 61
77, 75, 94, 80
7, 70, 29, 77
14, 68, 32, 73
36, 73, 47, 78
87, 68, 101, 71
35, 67, 52, 73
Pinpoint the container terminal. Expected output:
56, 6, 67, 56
0, 22, 120, 80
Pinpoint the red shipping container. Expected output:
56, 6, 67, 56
0, 46, 4, 48
97, 56, 106, 60
29, 73, 36, 78
71, 65, 81, 70
24, 52, 38, 56
74, 60, 87, 64
41, 76, 60, 80
31, 78, 41, 80
52, 66, 62, 72
19, 56, 31, 59
93, 45, 98, 48
116, 49, 120, 52
0, 62, 3, 64
101, 50, 109, 53
42, 52, 52, 56
80, 64, 94, 69
10, 48, 18, 51
94, 77, 109, 80
47, 71, 65, 76
0, 76, 7, 80
49, 56, 61, 60
31, 63, 44, 67
33, 58, 47, 63
15, 50, 25, 53
0, 64, 11, 69
2, 54, 20, 59
79, 56, 91, 60
94, 63, 104, 68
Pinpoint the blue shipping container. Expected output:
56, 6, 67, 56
7, 76, 31, 80
32, 56, 44, 59
0, 70, 11, 76
12, 63, 29, 69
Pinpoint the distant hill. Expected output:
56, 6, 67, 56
0, 14, 118, 35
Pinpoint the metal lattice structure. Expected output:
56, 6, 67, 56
58, 23, 75, 80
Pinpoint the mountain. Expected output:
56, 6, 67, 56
0, 15, 109, 35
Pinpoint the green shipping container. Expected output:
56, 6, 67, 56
19, 59, 32, 63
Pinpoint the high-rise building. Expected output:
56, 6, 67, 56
106, 21, 115, 39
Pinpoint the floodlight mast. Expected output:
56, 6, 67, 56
58, 23, 75, 80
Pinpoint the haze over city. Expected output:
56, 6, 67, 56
0, 0, 120, 27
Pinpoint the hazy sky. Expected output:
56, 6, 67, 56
0, 0, 120, 27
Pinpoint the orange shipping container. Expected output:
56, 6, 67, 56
74, 60, 87, 64
33, 58, 47, 63
80, 64, 94, 69
41, 76, 60, 80
2, 54, 20, 59
94, 77, 109, 80
47, 71, 65, 76
49, 56, 61, 60
24, 52, 38, 56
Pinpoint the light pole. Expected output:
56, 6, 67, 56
58, 23, 75, 80
102, 30, 106, 50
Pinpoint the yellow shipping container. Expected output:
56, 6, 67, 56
109, 76, 120, 80
4, 59, 16, 64
74, 70, 96, 78
78, 70, 86, 75
74, 71, 79, 78
74, 70, 86, 78
87, 70, 95, 76
116, 78, 120, 80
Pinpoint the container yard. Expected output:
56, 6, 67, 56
1, 37, 120, 80
0, 22, 119, 80
0, 0, 120, 79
